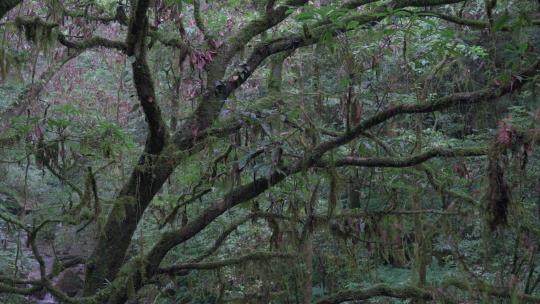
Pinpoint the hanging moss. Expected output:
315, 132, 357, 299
0, 24, 24, 81
45, 0, 63, 23
14, 16, 57, 50
111, 196, 137, 223
485, 150, 511, 230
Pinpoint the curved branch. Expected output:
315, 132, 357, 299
125, 0, 167, 153
218, 0, 309, 63
157, 252, 294, 274
191, 214, 264, 263
193, 0, 216, 48
13, 16, 126, 51
84, 0, 168, 294
57, 34, 126, 51
316, 284, 434, 304
318, 146, 487, 168
43, 163, 83, 199
148, 29, 189, 50
359, 132, 479, 205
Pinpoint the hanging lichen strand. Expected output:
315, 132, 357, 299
14, 16, 57, 50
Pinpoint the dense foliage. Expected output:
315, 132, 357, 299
1, 0, 540, 303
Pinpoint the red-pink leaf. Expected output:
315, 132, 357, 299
497, 120, 513, 146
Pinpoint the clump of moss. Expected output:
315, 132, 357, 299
485, 149, 511, 230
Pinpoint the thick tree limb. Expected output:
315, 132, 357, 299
193, 0, 216, 48
143, 147, 482, 282
84, 117, 242, 295
83, 0, 169, 295
221, 0, 309, 61
317, 146, 487, 168
148, 29, 189, 50
157, 252, 294, 274
167, 214, 256, 271
57, 34, 126, 51
125, 0, 167, 152
359, 131, 479, 205
124, 0, 167, 153
316, 284, 434, 304
170, 60, 540, 250
13, 16, 126, 51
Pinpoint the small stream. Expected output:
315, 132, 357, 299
23, 237, 59, 304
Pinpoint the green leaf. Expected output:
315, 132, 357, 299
296, 11, 316, 21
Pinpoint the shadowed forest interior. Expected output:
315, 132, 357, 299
1, 0, 540, 303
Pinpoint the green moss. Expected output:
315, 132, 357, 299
14, 16, 57, 50
109, 196, 137, 224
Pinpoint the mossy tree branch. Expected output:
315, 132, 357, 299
83, 0, 170, 295
193, 0, 216, 48
13, 16, 126, 51
157, 252, 295, 274
317, 146, 487, 168
316, 279, 540, 303
316, 284, 435, 304
57, 34, 127, 51
62, 3, 128, 25
220, 0, 309, 62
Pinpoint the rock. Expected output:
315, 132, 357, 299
55, 269, 83, 297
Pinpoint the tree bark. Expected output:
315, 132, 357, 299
0, 0, 22, 19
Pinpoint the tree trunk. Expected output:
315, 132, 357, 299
302, 231, 313, 304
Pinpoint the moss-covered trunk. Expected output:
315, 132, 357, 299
83, 149, 175, 294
